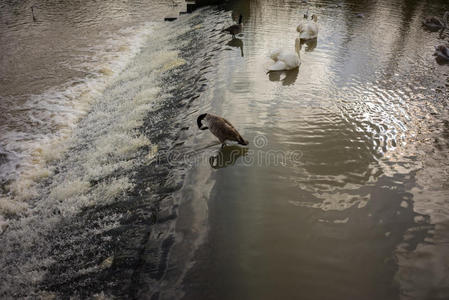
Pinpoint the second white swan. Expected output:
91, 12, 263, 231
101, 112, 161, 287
268, 38, 301, 71
297, 14, 319, 40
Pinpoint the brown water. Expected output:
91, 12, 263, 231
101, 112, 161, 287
1, 0, 449, 299
179, 0, 449, 299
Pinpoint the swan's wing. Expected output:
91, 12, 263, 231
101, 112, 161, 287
270, 49, 282, 61
310, 23, 319, 35
299, 23, 310, 38
280, 52, 300, 69
299, 23, 318, 39
269, 60, 288, 71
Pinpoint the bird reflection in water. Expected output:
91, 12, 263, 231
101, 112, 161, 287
227, 37, 244, 57
296, 35, 317, 53
268, 68, 299, 86
300, 38, 317, 52
209, 145, 248, 169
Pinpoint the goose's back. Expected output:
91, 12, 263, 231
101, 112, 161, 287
205, 114, 241, 142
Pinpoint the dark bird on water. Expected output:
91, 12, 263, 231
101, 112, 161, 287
434, 44, 449, 61
31, 6, 37, 22
223, 15, 243, 37
422, 12, 448, 31
197, 113, 249, 147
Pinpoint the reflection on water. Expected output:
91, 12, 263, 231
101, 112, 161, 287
182, 0, 449, 299
209, 145, 248, 169
227, 37, 244, 57
267, 68, 299, 85
300, 38, 318, 52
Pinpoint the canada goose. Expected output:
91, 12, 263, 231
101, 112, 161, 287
297, 14, 318, 40
434, 45, 449, 61
31, 6, 36, 22
223, 15, 243, 37
422, 12, 448, 31
197, 113, 248, 147
268, 38, 301, 72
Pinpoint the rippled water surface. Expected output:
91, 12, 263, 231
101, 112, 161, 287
1, 0, 449, 299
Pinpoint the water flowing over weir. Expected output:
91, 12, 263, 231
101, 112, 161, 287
0, 8, 229, 298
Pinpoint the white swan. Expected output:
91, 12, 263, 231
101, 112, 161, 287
297, 14, 318, 40
268, 38, 301, 71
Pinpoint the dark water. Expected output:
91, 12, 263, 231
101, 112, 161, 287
1, 0, 449, 299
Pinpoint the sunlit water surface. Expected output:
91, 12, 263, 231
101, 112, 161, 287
1, 0, 449, 299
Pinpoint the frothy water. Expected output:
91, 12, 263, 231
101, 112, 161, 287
0, 1, 231, 296
0, 0, 186, 201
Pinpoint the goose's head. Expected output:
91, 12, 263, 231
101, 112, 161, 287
197, 113, 209, 130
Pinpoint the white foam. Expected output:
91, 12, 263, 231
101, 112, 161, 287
0, 196, 30, 216
49, 179, 91, 202
1, 21, 159, 206
3, 20, 192, 217
0, 12, 200, 296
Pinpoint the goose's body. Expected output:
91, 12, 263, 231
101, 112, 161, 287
197, 113, 248, 146
223, 15, 243, 37
434, 45, 449, 61
423, 12, 448, 30
297, 14, 318, 40
268, 48, 300, 71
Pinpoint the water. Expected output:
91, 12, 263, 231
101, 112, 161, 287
1, 0, 449, 298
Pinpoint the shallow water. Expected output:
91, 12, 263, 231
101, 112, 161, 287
1, 0, 449, 299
